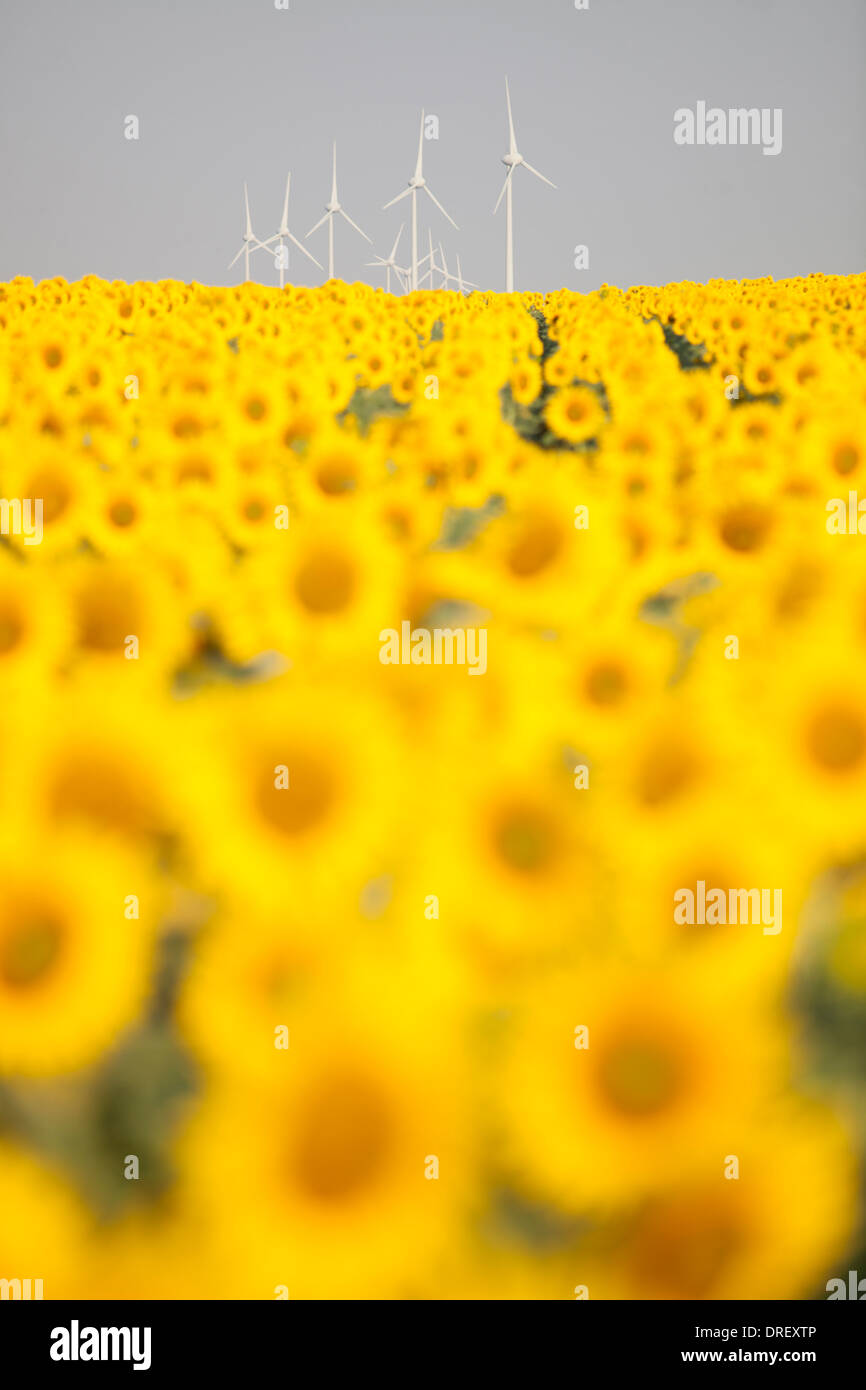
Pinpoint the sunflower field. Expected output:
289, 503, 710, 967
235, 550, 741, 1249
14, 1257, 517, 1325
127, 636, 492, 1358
0, 270, 864, 1300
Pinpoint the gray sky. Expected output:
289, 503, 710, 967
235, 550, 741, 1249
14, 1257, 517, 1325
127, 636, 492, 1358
1, 0, 863, 291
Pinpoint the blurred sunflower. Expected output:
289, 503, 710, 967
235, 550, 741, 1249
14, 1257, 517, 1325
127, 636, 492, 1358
0, 829, 157, 1075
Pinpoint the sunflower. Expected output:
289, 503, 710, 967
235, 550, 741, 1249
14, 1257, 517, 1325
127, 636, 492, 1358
0, 550, 71, 687
577, 1104, 857, 1299
0, 828, 157, 1075
4, 450, 94, 558
498, 955, 792, 1212
179, 672, 400, 914
760, 635, 866, 859
0, 1142, 91, 1294
64, 554, 191, 679
178, 901, 334, 1083
421, 714, 609, 970
244, 500, 403, 663
544, 384, 607, 445
508, 359, 542, 406
23, 673, 185, 853
173, 952, 471, 1298
463, 469, 621, 628
551, 612, 676, 757
86, 474, 160, 557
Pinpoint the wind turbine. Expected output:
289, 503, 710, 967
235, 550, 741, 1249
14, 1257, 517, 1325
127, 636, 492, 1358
260, 173, 323, 289
307, 142, 372, 281
494, 78, 557, 293
228, 183, 269, 283
418, 230, 441, 289
454, 253, 477, 296
367, 222, 408, 294
383, 110, 458, 291
439, 244, 478, 294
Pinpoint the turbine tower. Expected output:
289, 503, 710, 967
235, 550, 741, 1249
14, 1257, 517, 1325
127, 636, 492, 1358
367, 222, 408, 294
383, 110, 458, 292
307, 143, 371, 281
494, 78, 557, 293
260, 173, 323, 289
228, 183, 269, 283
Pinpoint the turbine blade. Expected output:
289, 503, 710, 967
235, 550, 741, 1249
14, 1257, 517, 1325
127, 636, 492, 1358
493, 167, 513, 215
522, 161, 557, 189
505, 77, 517, 156
244, 182, 253, 239
423, 184, 458, 229
383, 187, 413, 210
307, 211, 330, 237
280, 172, 291, 232
389, 222, 405, 260
228, 246, 244, 269
414, 109, 425, 181
340, 208, 372, 242
286, 230, 323, 269
331, 142, 338, 204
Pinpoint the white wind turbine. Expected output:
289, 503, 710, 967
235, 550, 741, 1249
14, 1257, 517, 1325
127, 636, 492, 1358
228, 182, 269, 283
383, 110, 458, 291
439, 244, 478, 294
260, 173, 323, 289
418, 229, 441, 288
494, 77, 557, 293
307, 142, 372, 281
454, 253, 477, 296
367, 222, 408, 294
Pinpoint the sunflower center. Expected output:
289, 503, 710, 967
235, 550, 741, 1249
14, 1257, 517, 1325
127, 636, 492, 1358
0, 917, 63, 989
629, 1193, 743, 1298
806, 705, 866, 774
597, 1035, 681, 1118
27, 472, 70, 524
833, 443, 860, 476
315, 461, 357, 495
294, 548, 356, 614
506, 518, 562, 578
108, 500, 136, 527
49, 754, 156, 836
718, 503, 771, 553
585, 660, 628, 707
257, 751, 336, 836
77, 585, 139, 652
290, 1074, 391, 1202
636, 739, 697, 807
0, 606, 24, 654
492, 804, 556, 874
